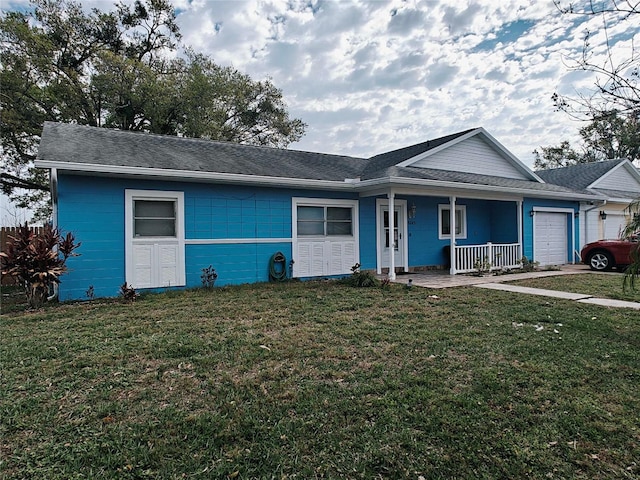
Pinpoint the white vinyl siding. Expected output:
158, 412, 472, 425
411, 136, 530, 180
292, 198, 359, 278
126, 190, 185, 289
595, 165, 640, 192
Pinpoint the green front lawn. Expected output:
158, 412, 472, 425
1, 281, 638, 479
509, 272, 640, 302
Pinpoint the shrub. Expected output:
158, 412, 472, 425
347, 263, 380, 288
0, 223, 80, 309
119, 282, 137, 302
201, 265, 218, 288
520, 256, 539, 272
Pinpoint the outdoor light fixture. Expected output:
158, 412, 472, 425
529, 210, 535, 217
574, 212, 580, 218
600, 211, 608, 220
409, 203, 417, 219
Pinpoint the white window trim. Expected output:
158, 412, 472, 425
292, 197, 359, 277
125, 189, 186, 288
438, 204, 467, 240
292, 197, 359, 240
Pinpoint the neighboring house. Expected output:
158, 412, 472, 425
537, 159, 640, 247
35, 122, 595, 300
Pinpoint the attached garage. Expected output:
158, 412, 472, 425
533, 210, 572, 266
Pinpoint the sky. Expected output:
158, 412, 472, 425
1, 0, 639, 223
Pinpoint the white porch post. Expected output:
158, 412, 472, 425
571, 211, 576, 264
449, 196, 456, 275
517, 200, 523, 261
388, 191, 396, 280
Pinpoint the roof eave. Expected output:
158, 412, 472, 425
34, 160, 357, 191
356, 176, 601, 200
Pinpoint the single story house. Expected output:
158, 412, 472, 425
537, 159, 640, 247
35, 122, 598, 300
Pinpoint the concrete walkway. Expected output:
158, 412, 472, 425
475, 283, 640, 310
391, 265, 640, 310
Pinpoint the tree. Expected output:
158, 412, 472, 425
552, 1, 639, 119
533, 140, 583, 169
178, 53, 306, 147
579, 110, 640, 162
1, 0, 306, 220
1, 0, 181, 219
534, 110, 640, 170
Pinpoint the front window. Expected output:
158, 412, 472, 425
134, 199, 176, 237
439, 205, 467, 239
297, 205, 353, 236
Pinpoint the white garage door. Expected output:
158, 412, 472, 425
535, 212, 567, 266
604, 214, 626, 239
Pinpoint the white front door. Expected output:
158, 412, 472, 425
377, 200, 407, 271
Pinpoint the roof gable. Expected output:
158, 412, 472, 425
537, 159, 640, 199
395, 128, 540, 182
590, 160, 640, 192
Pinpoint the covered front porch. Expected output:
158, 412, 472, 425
361, 189, 525, 280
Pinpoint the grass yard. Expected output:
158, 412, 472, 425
1, 280, 639, 479
509, 272, 640, 303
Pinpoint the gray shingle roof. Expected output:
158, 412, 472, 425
36, 122, 368, 182
536, 159, 626, 190
362, 128, 476, 177
35, 122, 599, 198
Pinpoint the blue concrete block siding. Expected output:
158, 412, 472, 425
57, 174, 357, 300
56, 173, 581, 301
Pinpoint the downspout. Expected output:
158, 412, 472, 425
388, 190, 396, 280
449, 196, 456, 275
48, 168, 59, 302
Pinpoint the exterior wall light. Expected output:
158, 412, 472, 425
599, 211, 608, 220
409, 203, 417, 219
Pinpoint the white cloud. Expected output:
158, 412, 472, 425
4, 0, 638, 170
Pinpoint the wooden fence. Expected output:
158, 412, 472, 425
1, 226, 45, 286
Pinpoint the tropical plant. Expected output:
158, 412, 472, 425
622, 200, 640, 290
0, 222, 80, 308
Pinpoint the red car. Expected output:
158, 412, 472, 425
580, 235, 640, 271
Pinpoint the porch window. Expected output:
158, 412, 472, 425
438, 205, 467, 239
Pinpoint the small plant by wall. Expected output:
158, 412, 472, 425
201, 265, 218, 288
520, 256, 540, 272
119, 282, 137, 302
473, 256, 492, 276
347, 263, 380, 288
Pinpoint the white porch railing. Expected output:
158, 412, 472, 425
455, 242, 521, 274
